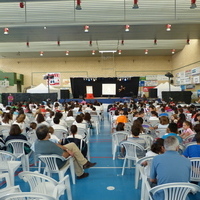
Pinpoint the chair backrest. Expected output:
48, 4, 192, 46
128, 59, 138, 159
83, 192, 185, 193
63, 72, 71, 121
38, 154, 67, 173
18, 171, 58, 196
189, 157, 200, 182
53, 129, 68, 139
0, 150, 17, 170
5, 139, 31, 157
65, 120, 75, 128
121, 141, 145, 160
183, 134, 196, 144
149, 119, 159, 127
149, 182, 200, 200
155, 128, 167, 138
112, 131, 129, 145
77, 127, 87, 140
0, 192, 56, 200
139, 134, 154, 150
0, 125, 11, 139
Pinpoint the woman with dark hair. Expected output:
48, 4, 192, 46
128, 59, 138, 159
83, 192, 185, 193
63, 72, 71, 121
13, 113, 26, 132
83, 112, 92, 129
1, 112, 13, 126
67, 125, 83, 139
66, 110, 75, 120
36, 113, 49, 127
116, 122, 125, 131
73, 115, 87, 129
177, 113, 186, 128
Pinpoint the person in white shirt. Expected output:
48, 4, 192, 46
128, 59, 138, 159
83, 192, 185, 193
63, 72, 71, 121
67, 125, 83, 140
52, 117, 68, 132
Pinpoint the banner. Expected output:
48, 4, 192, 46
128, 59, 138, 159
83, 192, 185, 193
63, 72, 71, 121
47, 73, 60, 86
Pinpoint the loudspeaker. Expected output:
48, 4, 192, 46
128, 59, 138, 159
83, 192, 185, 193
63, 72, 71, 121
60, 89, 70, 99
149, 89, 157, 98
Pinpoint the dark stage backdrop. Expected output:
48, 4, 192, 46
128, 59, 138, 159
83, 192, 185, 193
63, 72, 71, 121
70, 77, 139, 98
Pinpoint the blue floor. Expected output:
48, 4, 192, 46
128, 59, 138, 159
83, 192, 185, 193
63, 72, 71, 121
3, 112, 200, 200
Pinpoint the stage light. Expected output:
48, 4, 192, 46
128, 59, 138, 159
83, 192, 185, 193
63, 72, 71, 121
118, 50, 122, 55
76, 0, 82, 10
166, 24, 171, 31
40, 51, 44, 56
92, 50, 95, 55
187, 39, 190, 45
57, 40, 60, 46
132, 0, 139, 9
26, 42, 29, 47
190, 0, 197, 8
4, 28, 9, 35
44, 26, 47, 29
121, 40, 124, 45
84, 25, 89, 32
125, 25, 130, 32
154, 39, 157, 45
65, 51, 69, 56
171, 49, 175, 54
89, 40, 92, 46
99, 50, 117, 53
144, 49, 148, 55
124, 78, 127, 81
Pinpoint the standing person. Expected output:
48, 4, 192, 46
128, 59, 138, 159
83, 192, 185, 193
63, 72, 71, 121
150, 136, 191, 200
119, 85, 126, 98
8, 94, 14, 106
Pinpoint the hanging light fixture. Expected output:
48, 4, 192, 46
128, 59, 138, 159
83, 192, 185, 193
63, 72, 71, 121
144, 49, 148, 55
40, 51, 44, 56
190, 0, 197, 8
4, 28, 9, 35
121, 40, 124, 45
57, 40, 60, 46
65, 51, 69, 56
118, 50, 122, 55
187, 39, 190, 45
76, 0, 82, 10
84, 25, 89, 32
125, 25, 130, 32
166, 24, 171, 31
171, 49, 175, 54
154, 39, 157, 45
132, 0, 139, 9
92, 50, 95, 55
19, 1, 25, 8
89, 40, 92, 46
26, 42, 29, 47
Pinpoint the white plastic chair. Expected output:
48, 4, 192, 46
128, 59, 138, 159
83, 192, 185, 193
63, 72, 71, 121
0, 192, 56, 200
0, 150, 21, 186
189, 157, 200, 182
77, 127, 87, 140
0, 173, 21, 196
0, 125, 11, 140
183, 134, 196, 144
91, 115, 100, 135
149, 119, 159, 127
112, 131, 129, 160
139, 134, 154, 151
135, 156, 155, 200
38, 154, 75, 185
18, 171, 72, 200
53, 129, 68, 139
65, 120, 75, 128
121, 141, 145, 176
5, 139, 32, 171
155, 128, 167, 138
149, 182, 200, 200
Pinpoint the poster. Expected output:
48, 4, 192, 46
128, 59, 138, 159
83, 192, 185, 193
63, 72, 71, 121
47, 73, 60, 86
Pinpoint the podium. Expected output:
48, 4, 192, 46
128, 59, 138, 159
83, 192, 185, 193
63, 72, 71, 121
86, 93, 94, 99
86, 86, 94, 99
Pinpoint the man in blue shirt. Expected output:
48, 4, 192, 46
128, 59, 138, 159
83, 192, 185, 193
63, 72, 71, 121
150, 136, 191, 199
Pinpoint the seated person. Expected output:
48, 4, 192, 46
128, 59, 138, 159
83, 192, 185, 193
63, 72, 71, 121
35, 125, 96, 179
52, 117, 68, 132
162, 123, 183, 144
180, 120, 195, 139
73, 115, 87, 129
116, 122, 125, 132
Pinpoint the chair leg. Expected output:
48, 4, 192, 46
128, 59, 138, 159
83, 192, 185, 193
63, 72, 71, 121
113, 146, 117, 160
69, 157, 76, 184
135, 164, 139, 189
65, 176, 73, 200
121, 158, 127, 175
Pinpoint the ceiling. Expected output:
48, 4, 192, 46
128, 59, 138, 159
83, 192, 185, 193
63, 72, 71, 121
0, 0, 200, 58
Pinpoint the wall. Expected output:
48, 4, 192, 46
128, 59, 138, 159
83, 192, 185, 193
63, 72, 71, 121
0, 55, 172, 89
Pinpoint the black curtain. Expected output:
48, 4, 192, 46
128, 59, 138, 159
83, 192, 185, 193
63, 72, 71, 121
70, 77, 139, 98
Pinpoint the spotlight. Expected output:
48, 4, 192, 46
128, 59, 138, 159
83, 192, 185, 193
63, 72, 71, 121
4, 28, 9, 35
89, 40, 92, 46
144, 49, 148, 55
121, 40, 124, 45
76, 0, 82, 10
171, 49, 175, 54
190, 0, 197, 8
26, 42, 29, 47
40, 51, 44, 56
57, 41, 60, 46
65, 51, 69, 56
19, 2, 25, 8
125, 25, 130, 32
132, 0, 139, 9
92, 50, 95, 55
84, 25, 89, 32
166, 24, 171, 31
118, 50, 122, 55
154, 39, 157, 45
187, 39, 190, 45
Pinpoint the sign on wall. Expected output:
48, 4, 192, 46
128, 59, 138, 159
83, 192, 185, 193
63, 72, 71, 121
47, 73, 60, 86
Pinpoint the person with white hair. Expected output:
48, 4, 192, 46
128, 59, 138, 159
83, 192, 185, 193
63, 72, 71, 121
150, 136, 191, 200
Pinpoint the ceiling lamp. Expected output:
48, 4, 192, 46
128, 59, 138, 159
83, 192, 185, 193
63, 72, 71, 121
132, 0, 139, 9
40, 51, 44, 56
166, 24, 171, 31
4, 28, 9, 35
154, 39, 157, 45
121, 40, 124, 45
84, 25, 89, 32
65, 51, 69, 56
57, 40, 60, 46
125, 25, 130, 32
76, 0, 82, 10
118, 50, 122, 55
19, 1, 25, 8
190, 0, 197, 8
171, 49, 175, 54
144, 49, 148, 55
26, 42, 29, 47
187, 39, 190, 45
89, 40, 92, 46
92, 50, 95, 55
